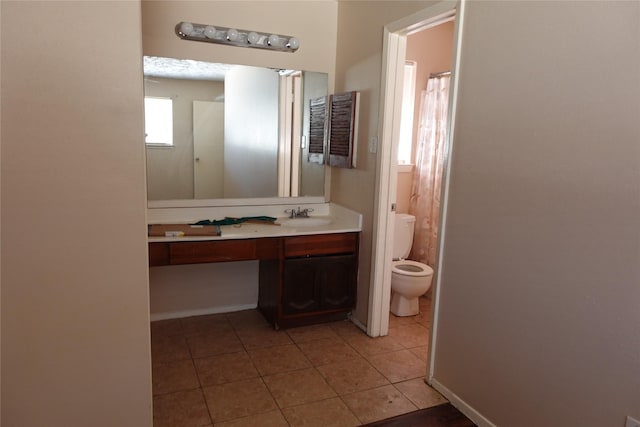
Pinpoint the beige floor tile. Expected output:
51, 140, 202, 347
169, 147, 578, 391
203, 378, 277, 423
298, 337, 360, 366
283, 397, 360, 427
149, 309, 436, 427
216, 410, 289, 427
194, 351, 259, 386
387, 323, 430, 349
151, 318, 184, 337
236, 324, 293, 350
249, 344, 311, 376
341, 384, 418, 424
395, 378, 448, 409
187, 330, 244, 358
153, 389, 211, 427
329, 320, 367, 339
181, 313, 234, 335
316, 357, 389, 395
152, 359, 200, 395
388, 313, 419, 328
287, 324, 340, 343
409, 345, 429, 362
415, 316, 431, 329
226, 309, 271, 330
366, 349, 426, 383
344, 333, 404, 357
151, 333, 191, 365
263, 367, 336, 408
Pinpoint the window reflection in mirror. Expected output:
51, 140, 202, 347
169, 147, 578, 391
144, 97, 174, 146
143, 56, 328, 202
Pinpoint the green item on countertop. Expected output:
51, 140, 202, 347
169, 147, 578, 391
192, 216, 278, 226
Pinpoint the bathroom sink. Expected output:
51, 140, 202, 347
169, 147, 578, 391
277, 217, 332, 227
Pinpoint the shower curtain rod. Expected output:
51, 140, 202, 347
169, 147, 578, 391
429, 71, 451, 78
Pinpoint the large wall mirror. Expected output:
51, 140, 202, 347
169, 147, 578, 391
144, 56, 328, 206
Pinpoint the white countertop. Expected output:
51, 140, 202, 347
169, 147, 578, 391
147, 203, 362, 242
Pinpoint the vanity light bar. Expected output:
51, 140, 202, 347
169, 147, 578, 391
175, 22, 300, 52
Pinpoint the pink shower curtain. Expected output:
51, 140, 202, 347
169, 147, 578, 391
409, 75, 450, 267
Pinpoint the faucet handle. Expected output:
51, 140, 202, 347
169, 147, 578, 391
298, 208, 313, 217
284, 208, 296, 218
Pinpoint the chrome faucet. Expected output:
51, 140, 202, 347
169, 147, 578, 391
285, 207, 314, 218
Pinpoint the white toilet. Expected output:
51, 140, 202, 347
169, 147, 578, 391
390, 214, 434, 317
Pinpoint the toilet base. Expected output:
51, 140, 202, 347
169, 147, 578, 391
390, 292, 420, 317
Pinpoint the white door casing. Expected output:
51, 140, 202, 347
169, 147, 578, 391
369, 0, 466, 385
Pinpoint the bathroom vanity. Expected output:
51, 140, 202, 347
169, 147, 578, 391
147, 203, 362, 329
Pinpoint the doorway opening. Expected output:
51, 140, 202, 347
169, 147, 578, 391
369, 0, 466, 384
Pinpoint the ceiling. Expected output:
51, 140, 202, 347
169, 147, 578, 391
143, 56, 233, 81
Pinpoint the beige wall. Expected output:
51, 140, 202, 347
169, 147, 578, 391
434, 1, 640, 426
332, 1, 436, 325
336, 1, 639, 424
141, 1, 338, 89
396, 21, 455, 214
1, 2, 152, 426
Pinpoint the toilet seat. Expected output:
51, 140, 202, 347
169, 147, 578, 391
392, 260, 433, 277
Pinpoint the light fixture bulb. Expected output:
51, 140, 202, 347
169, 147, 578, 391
247, 31, 260, 44
227, 28, 239, 41
287, 37, 300, 50
204, 26, 217, 39
268, 34, 280, 46
179, 22, 194, 36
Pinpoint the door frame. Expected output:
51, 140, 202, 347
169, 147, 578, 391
368, 0, 466, 383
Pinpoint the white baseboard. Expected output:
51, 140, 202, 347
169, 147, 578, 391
150, 303, 258, 321
349, 313, 368, 334
430, 378, 497, 427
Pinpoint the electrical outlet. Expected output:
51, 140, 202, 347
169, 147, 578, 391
626, 415, 640, 427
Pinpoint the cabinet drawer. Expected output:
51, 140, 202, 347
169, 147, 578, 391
169, 240, 256, 264
284, 233, 357, 257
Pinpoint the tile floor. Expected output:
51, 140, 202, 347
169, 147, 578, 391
151, 295, 447, 427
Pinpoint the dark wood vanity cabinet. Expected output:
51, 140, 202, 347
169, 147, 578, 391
269, 233, 359, 328
282, 254, 357, 315
148, 232, 359, 329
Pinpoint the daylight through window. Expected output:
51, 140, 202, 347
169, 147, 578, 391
144, 97, 173, 146
398, 61, 416, 165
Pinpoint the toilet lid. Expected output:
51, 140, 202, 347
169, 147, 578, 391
392, 260, 433, 277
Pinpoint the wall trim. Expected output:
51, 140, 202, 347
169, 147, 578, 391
150, 303, 257, 321
349, 313, 368, 334
431, 378, 496, 427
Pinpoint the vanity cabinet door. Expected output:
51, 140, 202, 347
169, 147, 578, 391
258, 232, 359, 329
282, 258, 321, 315
281, 253, 357, 316
318, 253, 357, 311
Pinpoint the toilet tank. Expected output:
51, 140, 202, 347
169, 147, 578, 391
393, 214, 416, 260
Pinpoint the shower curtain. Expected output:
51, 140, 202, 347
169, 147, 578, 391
409, 74, 450, 268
